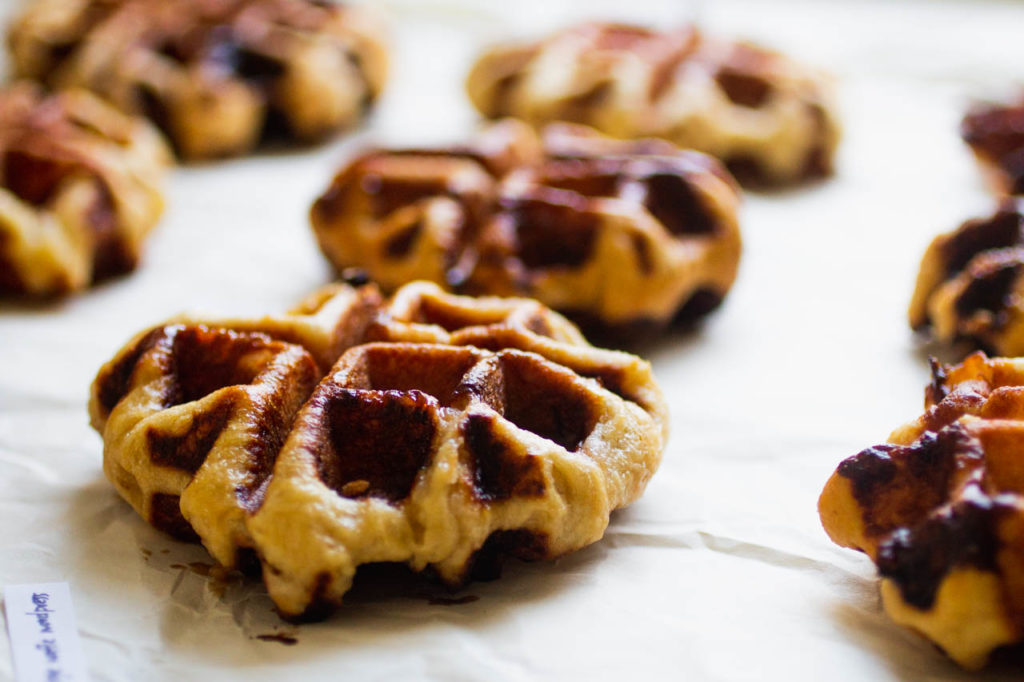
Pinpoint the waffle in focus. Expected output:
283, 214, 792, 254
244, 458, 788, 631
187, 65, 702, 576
819, 352, 1024, 669
89, 281, 668, 618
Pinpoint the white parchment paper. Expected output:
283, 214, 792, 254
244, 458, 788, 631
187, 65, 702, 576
3, 0, 1024, 679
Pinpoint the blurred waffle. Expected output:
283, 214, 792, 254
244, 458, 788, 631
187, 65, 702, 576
311, 119, 742, 345
466, 22, 840, 186
962, 95, 1024, 196
0, 82, 168, 296
909, 199, 1024, 356
8, 0, 388, 159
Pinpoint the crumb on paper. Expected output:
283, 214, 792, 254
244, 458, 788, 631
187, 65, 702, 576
253, 633, 299, 646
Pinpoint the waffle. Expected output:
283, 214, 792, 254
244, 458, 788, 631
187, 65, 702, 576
89, 281, 668, 618
962, 95, 1024, 195
310, 119, 742, 344
908, 199, 1024, 356
819, 352, 1024, 669
0, 82, 168, 297
8, 0, 388, 160
465, 22, 840, 186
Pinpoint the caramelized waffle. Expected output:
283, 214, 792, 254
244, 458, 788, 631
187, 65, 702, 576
465, 22, 840, 186
908, 199, 1024, 356
820, 352, 1024, 669
8, 0, 388, 160
311, 119, 742, 344
90, 281, 667, 617
962, 96, 1024, 195
0, 82, 168, 296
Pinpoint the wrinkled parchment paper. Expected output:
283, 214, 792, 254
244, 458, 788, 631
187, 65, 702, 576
3, 0, 1024, 679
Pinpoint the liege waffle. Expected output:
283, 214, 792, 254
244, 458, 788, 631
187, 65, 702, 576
311, 119, 742, 344
465, 22, 840, 186
962, 95, 1024, 196
89, 281, 668, 617
0, 82, 168, 296
908, 199, 1024, 356
820, 352, 1024, 669
8, 0, 388, 159
88, 283, 380, 563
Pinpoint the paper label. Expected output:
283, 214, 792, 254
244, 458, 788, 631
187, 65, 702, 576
4, 583, 88, 682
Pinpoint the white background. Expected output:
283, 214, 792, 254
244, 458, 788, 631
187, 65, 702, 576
2, 0, 1024, 679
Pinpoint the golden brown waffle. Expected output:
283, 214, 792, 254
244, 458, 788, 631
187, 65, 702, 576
88, 283, 380, 561
908, 199, 1024, 356
819, 352, 1024, 669
89, 281, 667, 618
465, 22, 840, 186
310, 119, 742, 344
0, 82, 168, 296
962, 96, 1024, 195
8, 0, 388, 160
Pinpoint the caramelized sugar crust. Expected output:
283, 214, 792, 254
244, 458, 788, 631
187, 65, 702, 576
0, 82, 168, 296
311, 119, 742, 344
465, 22, 840, 186
819, 352, 1024, 669
90, 281, 667, 617
8, 0, 388, 159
